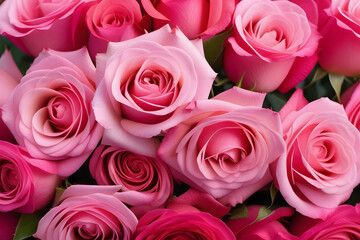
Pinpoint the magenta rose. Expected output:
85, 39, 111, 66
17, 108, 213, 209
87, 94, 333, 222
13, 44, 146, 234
73, 0, 145, 60
34, 185, 138, 240
272, 88, 360, 219
92, 25, 216, 157
133, 208, 236, 240
0, 0, 89, 57
158, 87, 286, 206
2, 48, 103, 177
0, 141, 60, 213
223, 0, 320, 93
0, 212, 20, 240
141, 0, 235, 39
89, 144, 173, 207
290, 204, 360, 239
227, 206, 297, 240
318, 0, 360, 76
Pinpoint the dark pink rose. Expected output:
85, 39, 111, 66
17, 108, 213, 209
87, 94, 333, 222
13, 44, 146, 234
0, 0, 89, 56
89, 144, 173, 207
0, 141, 60, 213
133, 209, 236, 240
290, 204, 360, 239
318, 0, 360, 76
223, 0, 320, 93
141, 0, 235, 39
34, 185, 138, 240
0, 211, 20, 240
158, 87, 286, 206
227, 206, 298, 240
2, 48, 103, 177
272, 88, 360, 219
92, 25, 216, 157
341, 81, 360, 130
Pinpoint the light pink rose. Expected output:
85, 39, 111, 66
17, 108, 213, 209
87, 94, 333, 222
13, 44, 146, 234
341, 81, 360, 130
133, 208, 236, 240
141, 0, 235, 39
89, 144, 173, 207
2, 48, 103, 177
290, 204, 360, 239
34, 185, 138, 240
226, 206, 297, 240
318, 0, 360, 76
73, 0, 145, 60
0, 212, 20, 240
158, 87, 286, 206
0, 141, 60, 213
0, 0, 91, 57
223, 0, 320, 93
92, 25, 216, 157
272, 88, 360, 219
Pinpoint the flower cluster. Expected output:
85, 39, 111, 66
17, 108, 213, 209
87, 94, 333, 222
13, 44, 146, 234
1, 0, 360, 239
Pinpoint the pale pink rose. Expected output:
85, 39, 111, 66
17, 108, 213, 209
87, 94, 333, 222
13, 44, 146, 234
92, 25, 216, 157
0, 212, 20, 240
0, 141, 60, 213
133, 209, 236, 240
141, 0, 235, 39
226, 206, 297, 240
73, 0, 145, 60
2, 48, 103, 177
89, 144, 173, 207
34, 185, 138, 240
341, 81, 360, 130
290, 204, 360, 239
272, 88, 360, 219
0, 0, 91, 57
318, 0, 360, 76
223, 0, 320, 93
158, 87, 286, 206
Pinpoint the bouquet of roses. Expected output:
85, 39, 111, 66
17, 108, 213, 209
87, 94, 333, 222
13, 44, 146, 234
0, 0, 360, 239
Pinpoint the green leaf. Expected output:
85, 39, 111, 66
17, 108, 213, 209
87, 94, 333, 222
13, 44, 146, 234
237, 73, 245, 88
269, 182, 278, 208
328, 73, 345, 102
13, 210, 45, 240
305, 67, 328, 88
228, 204, 248, 219
255, 206, 273, 222
203, 30, 231, 69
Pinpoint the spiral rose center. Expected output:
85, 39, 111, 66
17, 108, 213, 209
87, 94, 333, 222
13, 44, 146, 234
0, 161, 18, 192
47, 96, 73, 132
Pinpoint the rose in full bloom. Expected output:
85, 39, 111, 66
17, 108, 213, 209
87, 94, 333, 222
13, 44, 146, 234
141, 0, 235, 39
0, 141, 60, 213
226, 206, 297, 240
92, 25, 216, 156
271, 88, 360, 219
223, 0, 320, 93
317, 0, 360, 76
341, 81, 360, 130
0, 0, 89, 57
158, 87, 286, 206
73, 0, 145, 60
290, 204, 360, 239
0, 212, 20, 240
2, 48, 103, 177
133, 209, 236, 240
34, 185, 138, 240
89, 144, 173, 207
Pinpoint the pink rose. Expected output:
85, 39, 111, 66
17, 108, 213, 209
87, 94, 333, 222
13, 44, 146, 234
158, 87, 286, 206
0, 212, 20, 240
73, 0, 145, 60
341, 81, 360, 130
2, 48, 103, 177
141, 0, 235, 39
290, 204, 360, 239
227, 206, 297, 240
34, 185, 138, 240
223, 0, 320, 93
133, 209, 236, 240
89, 144, 173, 207
0, 0, 89, 57
92, 25, 216, 157
0, 141, 60, 213
318, 0, 360, 76
272, 88, 360, 219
